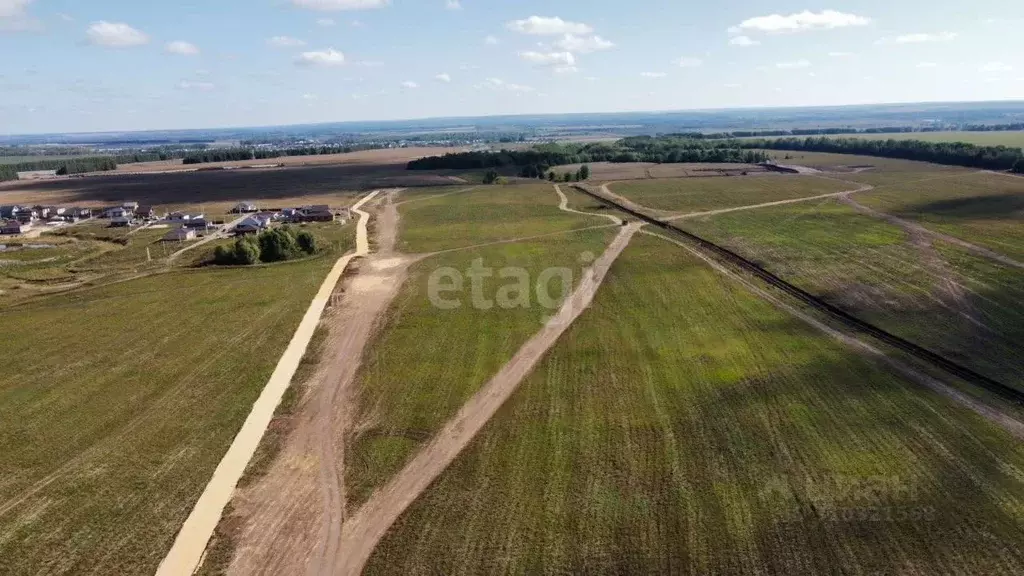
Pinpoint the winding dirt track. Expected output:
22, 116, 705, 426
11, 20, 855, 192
554, 184, 623, 224
662, 183, 874, 221
154, 190, 382, 576
332, 221, 642, 576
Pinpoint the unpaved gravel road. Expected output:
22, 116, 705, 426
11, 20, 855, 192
223, 191, 415, 576
154, 190, 382, 576
330, 222, 642, 576
554, 184, 623, 224
664, 183, 874, 221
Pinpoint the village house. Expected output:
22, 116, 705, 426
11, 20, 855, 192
104, 206, 130, 219
109, 216, 133, 228
0, 205, 25, 220
183, 217, 213, 231
1, 220, 27, 235
135, 206, 157, 221
231, 202, 259, 214
162, 227, 197, 242
234, 217, 265, 235
296, 205, 335, 223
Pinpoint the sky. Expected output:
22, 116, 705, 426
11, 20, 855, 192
0, 0, 1022, 134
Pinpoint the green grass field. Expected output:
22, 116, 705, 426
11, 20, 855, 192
365, 233, 1024, 575
608, 175, 853, 213
677, 199, 1024, 390
0, 230, 356, 574
854, 171, 1024, 261
398, 184, 604, 253
346, 227, 618, 510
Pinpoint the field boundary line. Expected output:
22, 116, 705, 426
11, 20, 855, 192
394, 186, 479, 206
154, 189, 381, 576
641, 229, 1024, 440
332, 222, 642, 576
424, 224, 619, 257
574, 185, 1024, 403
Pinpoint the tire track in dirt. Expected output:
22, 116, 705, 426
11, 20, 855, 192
154, 190, 383, 576
331, 222, 642, 576
662, 183, 874, 222
641, 230, 1024, 440
837, 192, 1024, 271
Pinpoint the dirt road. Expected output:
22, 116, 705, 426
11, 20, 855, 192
167, 215, 250, 262
554, 184, 622, 224
664, 184, 874, 221
223, 191, 415, 576
154, 190, 382, 576
332, 222, 642, 576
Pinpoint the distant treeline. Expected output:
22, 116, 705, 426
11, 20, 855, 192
0, 157, 119, 182
689, 122, 1024, 139
735, 137, 1024, 172
407, 139, 768, 171
181, 145, 376, 165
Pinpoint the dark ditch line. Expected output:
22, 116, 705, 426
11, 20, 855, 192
572, 185, 1024, 405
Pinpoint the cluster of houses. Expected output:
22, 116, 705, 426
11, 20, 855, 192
1, 199, 350, 238
1, 204, 95, 235
229, 202, 348, 236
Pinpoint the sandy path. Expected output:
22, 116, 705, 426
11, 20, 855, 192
222, 191, 414, 576
594, 183, 675, 216
642, 230, 1024, 440
154, 190, 382, 576
332, 222, 642, 576
554, 184, 623, 224
838, 193, 1024, 270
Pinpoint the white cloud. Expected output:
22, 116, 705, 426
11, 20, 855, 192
354, 60, 383, 67
729, 35, 759, 47
165, 41, 200, 56
291, 0, 390, 10
86, 21, 149, 47
0, 0, 40, 31
981, 62, 1013, 73
677, 57, 702, 68
401, 80, 419, 88
917, 62, 939, 69
519, 50, 575, 68
724, 83, 742, 88
881, 32, 958, 44
56, 12, 73, 22
316, 17, 336, 26
507, 16, 592, 36
268, 35, 306, 47
302, 93, 318, 100
295, 48, 345, 66
484, 34, 499, 45
776, 59, 811, 69
641, 72, 667, 78
435, 73, 451, 82
177, 80, 215, 91
731, 10, 870, 34
476, 77, 534, 92
445, 0, 461, 10
350, 19, 365, 27
553, 33, 614, 54
828, 51, 853, 57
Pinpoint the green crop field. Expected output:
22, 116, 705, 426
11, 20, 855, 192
0, 230, 356, 574
398, 184, 606, 253
366, 233, 1024, 575
854, 171, 1024, 261
677, 199, 1024, 390
608, 175, 852, 213
346, 227, 618, 510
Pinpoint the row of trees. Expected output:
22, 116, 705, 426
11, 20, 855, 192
1014, 160, 1024, 174
0, 157, 119, 182
182, 145, 368, 165
677, 123, 1024, 139
212, 226, 319, 266
735, 137, 1024, 171
408, 140, 768, 171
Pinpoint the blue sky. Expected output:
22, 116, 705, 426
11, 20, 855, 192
1, 0, 1022, 133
